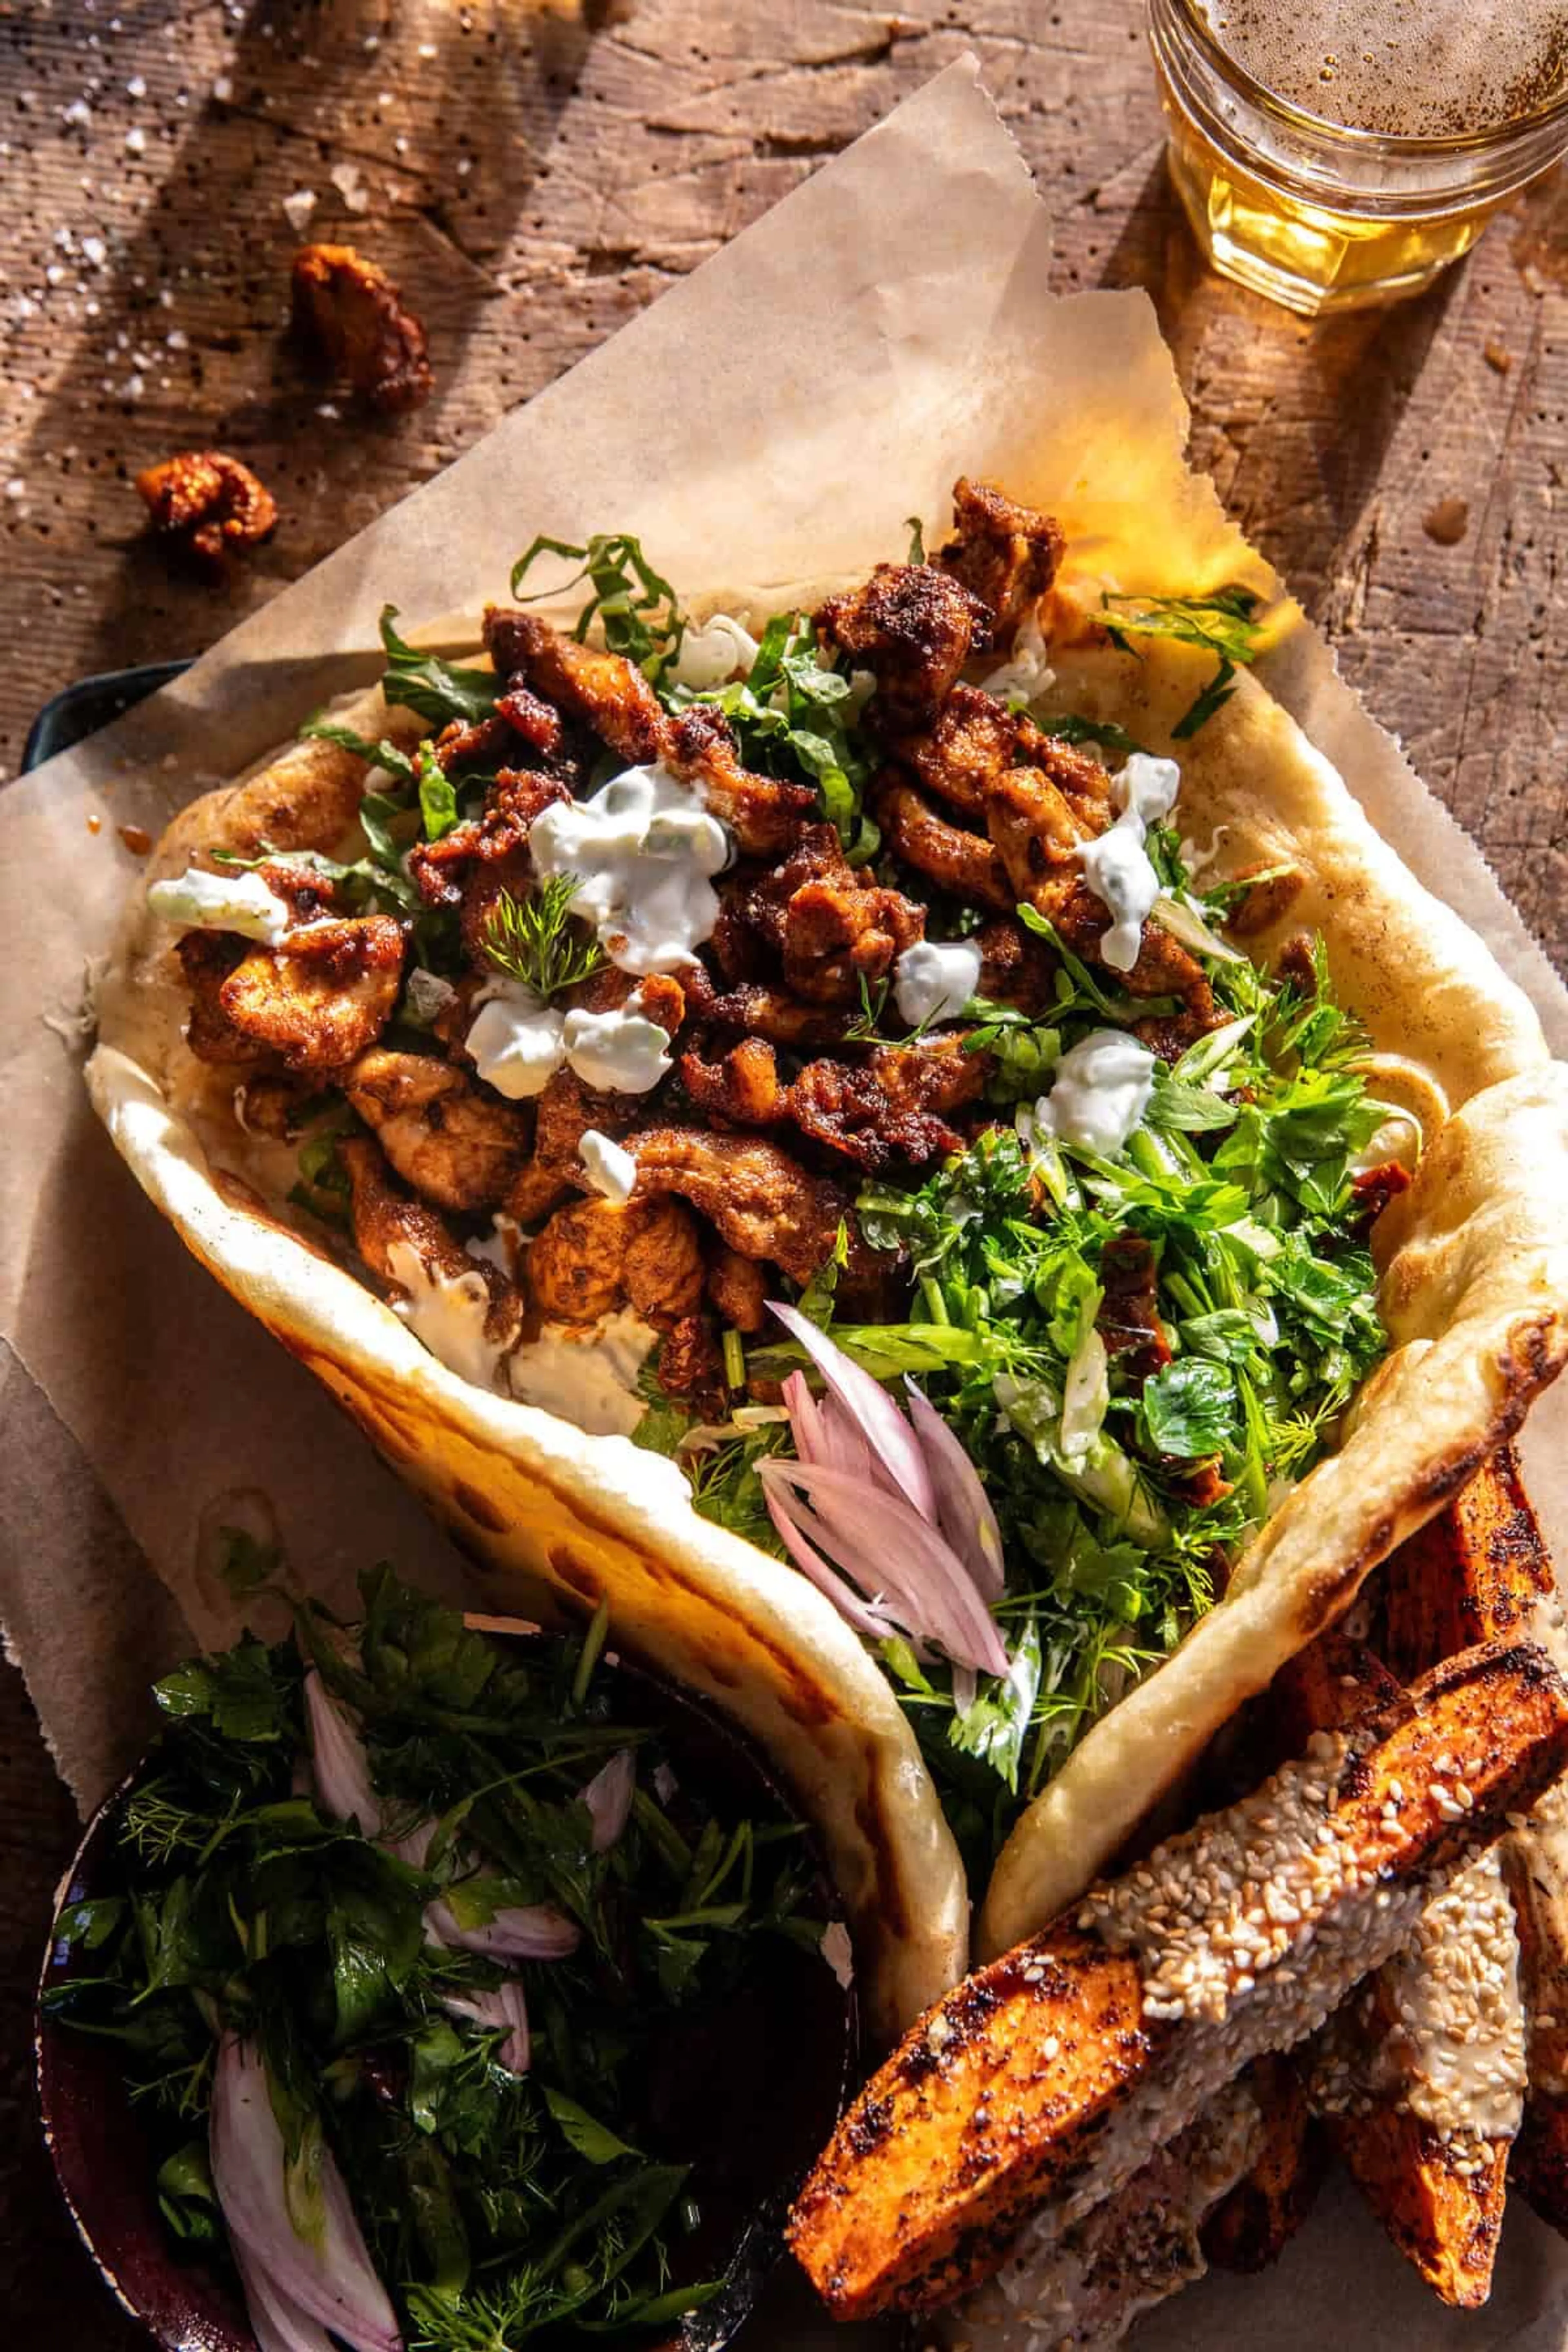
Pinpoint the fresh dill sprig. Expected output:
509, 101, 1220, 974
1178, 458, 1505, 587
481, 878, 606, 1000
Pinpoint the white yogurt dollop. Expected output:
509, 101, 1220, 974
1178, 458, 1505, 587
579, 1128, 639, 1205
147, 865, 293, 944
672, 613, 760, 692
560, 1003, 673, 1095
893, 937, 984, 1030
466, 983, 567, 1100
1034, 1028, 1157, 1158
979, 606, 1054, 707
529, 764, 729, 977
1078, 754, 1183, 974
385, 1242, 516, 1393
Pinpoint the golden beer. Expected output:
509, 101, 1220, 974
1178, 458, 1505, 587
1147, 0, 1568, 313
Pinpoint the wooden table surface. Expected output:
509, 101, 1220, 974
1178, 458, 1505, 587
1, 0, 1565, 2337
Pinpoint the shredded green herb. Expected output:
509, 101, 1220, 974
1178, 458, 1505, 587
1099, 586, 1266, 738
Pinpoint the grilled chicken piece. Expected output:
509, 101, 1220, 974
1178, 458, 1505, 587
1096, 1234, 1172, 1386
497, 978, 682, 1225
665, 704, 819, 858
679, 1037, 787, 1127
481, 608, 813, 856
975, 915, 1058, 1016
178, 933, 277, 1065
938, 477, 1064, 645
680, 966, 859, 1051
986, 762, 1093, 892
678, 1036, 985, 1173
631, 1128, 865, 1290
344, 1049, 528, 1213
408, 766, 574, 927
526, 1195, 704, 1326
817, 562, 991, 728
1200, 2056, 1323, 2274
935, 2077, 1267, 2352
706, 1245, 768, 1334
504, 1071, 639, 1227
1017, 722, 1118, 832
873, 775, 1013, 911
787, 1639, 1568, 2320
217, 916, 405, 1077
484, 606, 668, 767
715, 821, 925, 1002
1380, 1450, 1568, 2245
341, 1136, 526, 1362
890, 684, 1019, 819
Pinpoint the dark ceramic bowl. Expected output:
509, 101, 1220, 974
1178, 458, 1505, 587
23, 659, 194, 773
37, 1631, 858, 2352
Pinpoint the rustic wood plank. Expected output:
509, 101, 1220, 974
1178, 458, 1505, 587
0, 3, 1564, 2341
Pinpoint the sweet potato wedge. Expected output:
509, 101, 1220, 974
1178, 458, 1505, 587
1382, 1443, 1552, 1667
1200, 2055, 1324, 2273
1380, 1447, 1553, 2269
937, 2076, 1267, 2350
788, 1640, 1568, 2320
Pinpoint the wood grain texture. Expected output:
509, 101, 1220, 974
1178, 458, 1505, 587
0, 0, 1564, 2339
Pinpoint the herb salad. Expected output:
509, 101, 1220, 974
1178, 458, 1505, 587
45, 1564, 849, 2351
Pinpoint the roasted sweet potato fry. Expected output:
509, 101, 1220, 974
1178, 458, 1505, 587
938, 2076, 1267, 2351
1200, 2055, 1324, 2273
1383, 1443, 1553, 1666
788, 1641, 1568, 2321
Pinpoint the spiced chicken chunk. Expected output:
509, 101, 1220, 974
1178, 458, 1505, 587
631, 1130, 868, 1291
341, 1137, 526, 1350
527, 1196, 704, 1326
344, 1049, 528, 1213
816, 562, 992, 727
937, 475, 1064, 642
218, 916, 405, 1076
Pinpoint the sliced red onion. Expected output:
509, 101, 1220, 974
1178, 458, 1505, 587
904, 1381, 1007, 1602
424, 1897, 581, 1961
762, 1481, 903, 1643
760, 1460, 1009, 1677
782, 1369, 872, 1480
581, 1750, 635, 1853
441, 1980, 530, 2075
210, 2037, 401, 2352
233, 2241, 342, 2352
768, 1303, 937, 1521
303, 1671, 384, 1840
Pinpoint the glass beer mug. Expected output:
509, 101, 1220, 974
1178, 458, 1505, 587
1147, 0, 1568, 314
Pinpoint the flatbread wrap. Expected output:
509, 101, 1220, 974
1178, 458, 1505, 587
87, 482, 1568, 2041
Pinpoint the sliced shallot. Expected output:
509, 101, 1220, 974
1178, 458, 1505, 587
209, 2036, 401, 2352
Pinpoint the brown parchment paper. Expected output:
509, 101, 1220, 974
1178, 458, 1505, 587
4, 55, 1568, 2349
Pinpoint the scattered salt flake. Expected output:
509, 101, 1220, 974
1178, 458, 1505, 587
165, 327, 187, 349
820, 1921, 855, 1989
281, 186, 317, 234
393, 136, 409, 155
330, 160, 370, 213
62, 97, 93, 128
212, 73, 233, 101
124, 125, 146, 154
5, 479, 27, 501
124, 372, 145, 397
126, 72, 146, 96
457, 156, 473, 176
315, 401, 341, 419
376, 89, 393, 107
81, 235, 107, 266
418, 40, 438, 56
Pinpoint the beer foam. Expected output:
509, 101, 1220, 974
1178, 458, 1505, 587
1202, 0, 1568, 135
